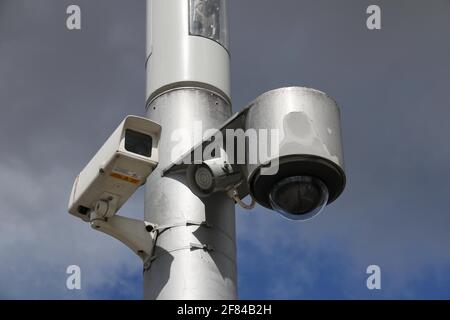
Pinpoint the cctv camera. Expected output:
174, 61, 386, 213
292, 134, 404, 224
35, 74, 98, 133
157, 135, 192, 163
245, 87, 346, 221
186, 148, 242, 197
68, 116, 161, 222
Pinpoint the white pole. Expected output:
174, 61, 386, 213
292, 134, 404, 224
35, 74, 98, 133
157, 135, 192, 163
143, 0, 237, 300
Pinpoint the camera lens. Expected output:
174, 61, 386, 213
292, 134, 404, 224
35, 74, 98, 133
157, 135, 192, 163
269, 176, 328, 221
125, 129, 153, 157
194, 166, 214, 192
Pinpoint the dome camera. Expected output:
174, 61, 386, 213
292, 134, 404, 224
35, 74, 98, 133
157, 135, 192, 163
269, 176, 329, 221
245, 87, 346, 220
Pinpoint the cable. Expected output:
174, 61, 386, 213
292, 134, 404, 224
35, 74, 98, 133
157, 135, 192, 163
228, 188, 256, 210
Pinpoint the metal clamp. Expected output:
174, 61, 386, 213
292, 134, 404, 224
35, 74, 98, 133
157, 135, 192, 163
144, 242, 215, 272
153, 220, 213, 234
91, 215, 158, 261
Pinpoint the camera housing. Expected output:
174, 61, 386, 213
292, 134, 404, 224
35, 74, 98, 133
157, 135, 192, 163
186, 148, 242, 198
245, 87, 346, 220
68, 116, 161, 222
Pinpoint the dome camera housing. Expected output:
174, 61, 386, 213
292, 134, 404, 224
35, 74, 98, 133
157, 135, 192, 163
245, 87, 346, 220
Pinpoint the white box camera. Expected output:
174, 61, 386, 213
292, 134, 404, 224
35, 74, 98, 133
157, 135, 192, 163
68, 116, 161, 222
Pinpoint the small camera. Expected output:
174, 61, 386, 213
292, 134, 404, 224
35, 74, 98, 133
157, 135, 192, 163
186, 148, 242, 198
68, 116, 161, 222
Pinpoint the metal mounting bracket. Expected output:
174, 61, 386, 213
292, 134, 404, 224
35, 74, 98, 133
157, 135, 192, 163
161, 107, 250, 177
153, 220, 212, 234
91, 215, 158, 261
161, 107, 251, 201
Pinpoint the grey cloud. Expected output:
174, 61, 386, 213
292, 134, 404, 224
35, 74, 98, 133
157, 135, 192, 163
0, 0, 146, 298
232, 0, 450, 298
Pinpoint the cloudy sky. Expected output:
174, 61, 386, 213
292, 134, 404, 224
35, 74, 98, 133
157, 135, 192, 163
1, 0, 450, 299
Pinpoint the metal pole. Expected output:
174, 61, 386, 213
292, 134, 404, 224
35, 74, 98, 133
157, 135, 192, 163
143, 0, 237, 300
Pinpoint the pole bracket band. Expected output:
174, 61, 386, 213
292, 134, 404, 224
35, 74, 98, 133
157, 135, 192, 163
153, 220, 212, 234
144, 242, 215, 272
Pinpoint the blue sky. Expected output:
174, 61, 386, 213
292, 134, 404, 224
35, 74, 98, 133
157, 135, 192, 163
1, 0, 450, 299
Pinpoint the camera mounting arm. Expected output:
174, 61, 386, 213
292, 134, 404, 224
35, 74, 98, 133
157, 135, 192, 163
162, 107, 252, 206
162, 107, 249, 177
90, 202, 157, 261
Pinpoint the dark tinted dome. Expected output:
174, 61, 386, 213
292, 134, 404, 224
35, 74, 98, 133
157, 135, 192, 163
269, 176, 329, 221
